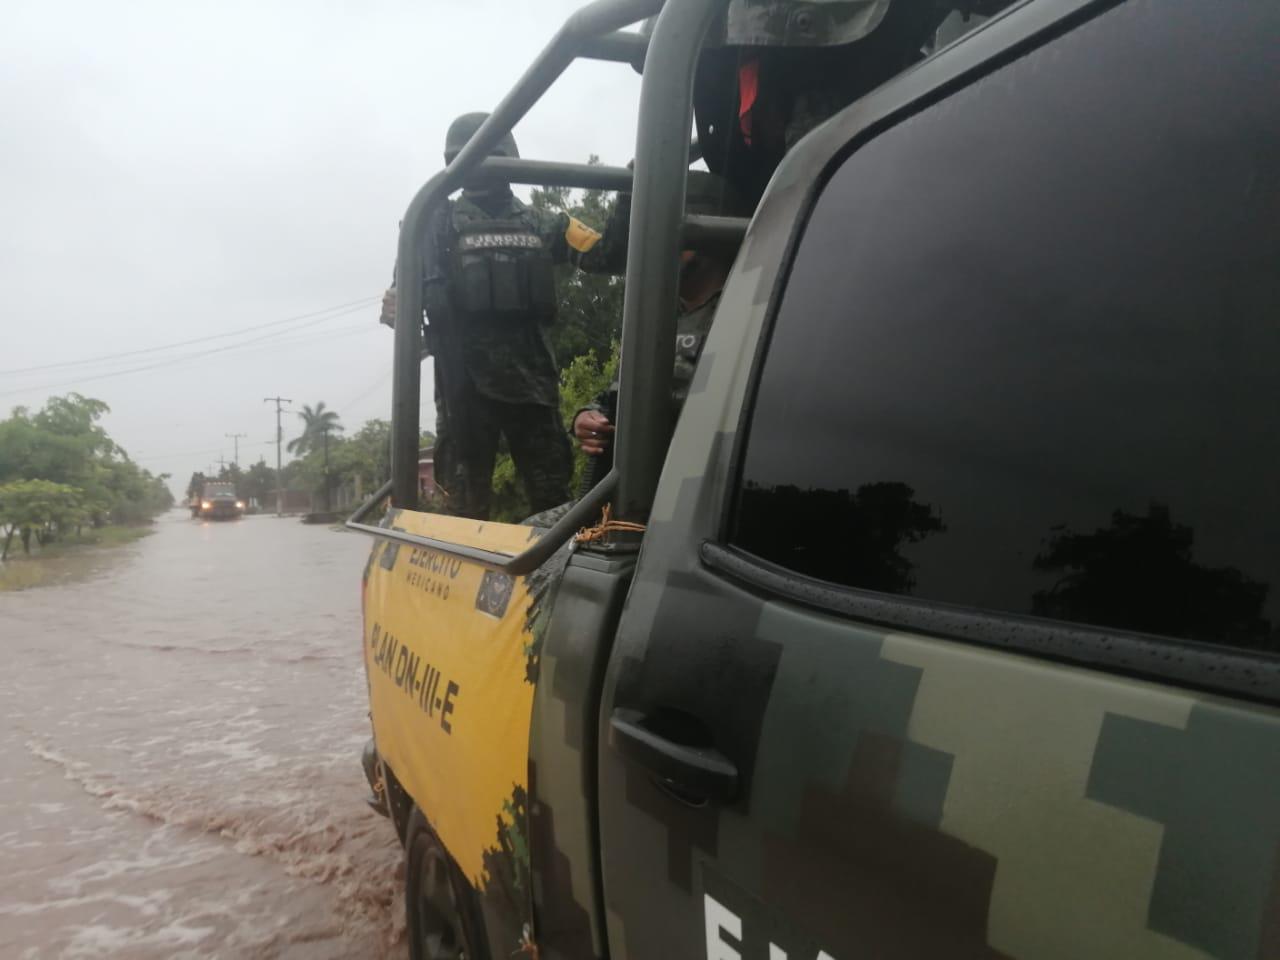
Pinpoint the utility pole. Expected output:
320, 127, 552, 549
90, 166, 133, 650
263, 396, 292, 517
225, 432, 247, 466
321, 425, 331, 513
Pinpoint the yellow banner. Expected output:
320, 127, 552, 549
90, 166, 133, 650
362, 510, 541, 886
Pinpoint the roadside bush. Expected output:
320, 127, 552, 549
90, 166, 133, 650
0, 478, 84, 559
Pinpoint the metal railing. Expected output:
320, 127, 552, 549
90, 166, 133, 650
350, 0, 741, 569
346, 472, 618, 575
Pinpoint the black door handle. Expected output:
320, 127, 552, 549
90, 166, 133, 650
608, 708, 738, 803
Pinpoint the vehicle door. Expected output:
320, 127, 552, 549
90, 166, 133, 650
596, 1, 1280, 958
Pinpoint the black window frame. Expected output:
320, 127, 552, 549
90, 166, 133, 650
705, 0, 1280, 707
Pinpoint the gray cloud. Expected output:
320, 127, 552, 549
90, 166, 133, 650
1, 0, 640, 489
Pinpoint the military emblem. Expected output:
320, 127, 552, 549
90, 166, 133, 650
475, 569, 515, 619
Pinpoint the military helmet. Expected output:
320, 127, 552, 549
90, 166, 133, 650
444, 112, 520, 164
718, 0, 893, 48
633, 0, 892, 75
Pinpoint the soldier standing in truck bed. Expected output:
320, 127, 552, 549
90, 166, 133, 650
570, 0, 965, 469
571, 177, 743, 474
382, 111, 626, 519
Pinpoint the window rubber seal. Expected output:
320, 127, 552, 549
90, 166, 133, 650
701, 540, 1280, 708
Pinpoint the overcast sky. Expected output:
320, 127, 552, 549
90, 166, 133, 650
1, 0, 641, 494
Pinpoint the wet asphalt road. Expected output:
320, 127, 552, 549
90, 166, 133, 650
0, 511, 406, 959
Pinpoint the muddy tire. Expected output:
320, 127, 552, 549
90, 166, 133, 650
405, 808, 488, 960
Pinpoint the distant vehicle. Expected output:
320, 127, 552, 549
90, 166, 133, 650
194, 481, 244, 521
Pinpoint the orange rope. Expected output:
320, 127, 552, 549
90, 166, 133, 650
512, 925, 540, 958
574, 503, 646, 544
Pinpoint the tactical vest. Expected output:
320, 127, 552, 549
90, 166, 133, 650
672, 293, 717, 408
449, 214, 556, 322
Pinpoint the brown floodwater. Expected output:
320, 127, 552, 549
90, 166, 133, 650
0, 511, 405, 959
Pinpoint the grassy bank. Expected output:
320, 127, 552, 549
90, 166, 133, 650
0, 525, 154, 592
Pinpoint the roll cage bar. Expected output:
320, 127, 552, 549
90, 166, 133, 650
348, 0, 750, 569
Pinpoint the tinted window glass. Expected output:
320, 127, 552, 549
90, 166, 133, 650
733, 0, 1280, 654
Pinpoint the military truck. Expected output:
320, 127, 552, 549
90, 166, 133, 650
351, 0, 1280, 957
194, 481, 243, 520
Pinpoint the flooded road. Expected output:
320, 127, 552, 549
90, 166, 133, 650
0, 511, 405, 959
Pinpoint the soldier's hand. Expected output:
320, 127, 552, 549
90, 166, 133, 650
379, 287, 397, 328
573, 410, 614, 455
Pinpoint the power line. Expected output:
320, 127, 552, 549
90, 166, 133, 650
132, 373, 387, 470
0, 316, 377, 399
338, 366, 392, 412
133, 446, 225, 463
134, 441, 274, 464
0, 323, 368, 398
1, 295, 379, 376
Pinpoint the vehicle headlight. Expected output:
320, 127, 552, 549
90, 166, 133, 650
235, 501, 245, 509
201, 501, 212, 509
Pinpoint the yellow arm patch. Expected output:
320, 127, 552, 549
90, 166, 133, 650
564, 216, 602, 254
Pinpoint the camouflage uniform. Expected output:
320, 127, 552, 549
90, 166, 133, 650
427, 184, 627, 522
670, 294, 718, 413
575, 292, 720, 490
572, 174, 739, 491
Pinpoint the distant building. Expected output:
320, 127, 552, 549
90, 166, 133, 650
418, 447, 438, 502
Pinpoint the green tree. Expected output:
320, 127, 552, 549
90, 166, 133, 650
330, 418, 391, 495
102, 458, 173, 523
0, 395, 113, 490
280, 458, 309, 493
242, 459, 277, 507
287, 402, 343, 456
0, 395, 172, 530
528, 170, 625, 364
186, 471, 208, 502
32, 394, 114, 454
287, 402, 344, 511
0, 479, 84, 558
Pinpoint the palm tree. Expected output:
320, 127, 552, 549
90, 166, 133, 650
287, 402, 343, 456
288, 402, 343, 512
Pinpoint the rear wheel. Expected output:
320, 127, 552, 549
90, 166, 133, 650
405, 809, 487, 960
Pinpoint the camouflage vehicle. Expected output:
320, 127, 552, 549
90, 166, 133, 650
351, 0, 1280, 958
